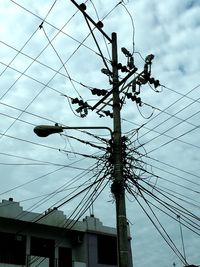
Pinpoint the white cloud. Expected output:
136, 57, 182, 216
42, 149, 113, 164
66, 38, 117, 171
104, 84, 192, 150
0, 1, 199, 267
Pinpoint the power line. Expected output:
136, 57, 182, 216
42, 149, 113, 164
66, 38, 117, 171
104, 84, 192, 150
9, 0, 108, 58
131, 188, 188, 264
137, 83, 200, 141
124, 117, 200, 151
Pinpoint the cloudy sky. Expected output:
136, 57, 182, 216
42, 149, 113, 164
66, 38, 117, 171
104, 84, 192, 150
0, 0, 199, 266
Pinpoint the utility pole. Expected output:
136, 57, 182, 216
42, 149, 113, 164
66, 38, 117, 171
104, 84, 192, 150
67, 2, 159, 267
111, 32, 129, 267
68, 3, 131, 266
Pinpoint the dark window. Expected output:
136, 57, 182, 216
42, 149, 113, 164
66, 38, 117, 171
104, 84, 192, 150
30, 236, 55, 267
58, 247, 72, 267
97, 235, 117, 265
0, 232, 26, 265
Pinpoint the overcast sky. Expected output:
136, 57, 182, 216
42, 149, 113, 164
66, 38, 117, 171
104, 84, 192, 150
0, 1, 199, 267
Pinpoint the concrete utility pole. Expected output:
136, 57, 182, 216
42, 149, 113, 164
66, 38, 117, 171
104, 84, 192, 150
35, 2, 161, 266
111, 32, 129, 267
51, 2, 149, 267
34, 32, 130, 267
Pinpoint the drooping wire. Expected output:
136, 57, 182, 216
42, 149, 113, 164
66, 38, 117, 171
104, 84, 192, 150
89, 0, 111, 60
137, 83, 200, 141
138, 182, 200, 235
14, 160, 98, 221
177, 215, 187, 264
120, 2, 135, 54
61, 133, 107, 151
146, 122, 200, 155
0, 156, 94, 197
83, 15, 111, 73
101, 1, 123, 21
41, 26, 82, 99
9, 0, 99, 56
0, 28, 38, 81
130, 187, 189, 265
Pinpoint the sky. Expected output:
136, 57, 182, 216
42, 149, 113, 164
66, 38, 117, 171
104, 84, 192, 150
0, 0, 200, 267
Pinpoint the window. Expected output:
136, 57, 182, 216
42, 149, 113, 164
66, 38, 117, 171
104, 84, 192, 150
97, 235, 117, 265
58, 247, 72, 267
0, 232, 26, 265
30, 236, 55, 267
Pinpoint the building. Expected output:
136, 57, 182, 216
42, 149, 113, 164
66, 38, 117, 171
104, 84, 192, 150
0, 198, 133, 267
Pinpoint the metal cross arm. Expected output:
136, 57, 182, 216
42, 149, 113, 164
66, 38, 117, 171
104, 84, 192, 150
70, 0, 112, 43
91, 69, 144, 111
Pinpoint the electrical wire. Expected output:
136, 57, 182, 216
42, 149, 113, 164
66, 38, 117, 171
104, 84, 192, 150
61, 133, 107, 151
83, 15, 111, 73
123, 117, 200, 152
9, 0, 99, 55
131, 188, 189, 264
134, 154, 200, 188
147, 181, 200, 209
0, 40, 95, 90
41, 26, 83, 99
89, 0, 111, 60
146, 123, 200, 155
163, 84, 200, 105
120, 2, 135, 54
0, 131, 104, 161
138, 108, 200, 151
137, 83, 200, 141
137, 181, 200, 232
132, 159, 200, 194
143, 153, 200, 185
14, 161, 98, 221
0, 157, 93, 197
0, 28, 38, 81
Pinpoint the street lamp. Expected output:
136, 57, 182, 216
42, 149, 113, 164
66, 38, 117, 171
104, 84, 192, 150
33, 123, 129, 267
34, 124, 113, 137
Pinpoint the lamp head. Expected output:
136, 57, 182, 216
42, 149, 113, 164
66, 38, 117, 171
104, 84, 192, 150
34, 125, 63, 137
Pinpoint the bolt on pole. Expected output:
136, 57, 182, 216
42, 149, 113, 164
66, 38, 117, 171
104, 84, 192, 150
111, 32, 129, 267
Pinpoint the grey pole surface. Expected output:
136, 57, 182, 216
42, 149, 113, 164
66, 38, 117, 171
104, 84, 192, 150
111, 32, 129, 267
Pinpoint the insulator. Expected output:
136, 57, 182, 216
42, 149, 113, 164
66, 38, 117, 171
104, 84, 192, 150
154, 79, 160, 88
79, 100, 84, 106
121, 47, 131, 57
117, 63, 123, 69
76, 107, 82, 113
97, 21, 104, 28
111, 181, 123, 195
104, 110, 113, 118
121, 66, 129, 72
136, 79, 142, 85
128, 56, 134, 69
101, 68, 111, 76
91, 88, 98, 95
82, 101, 90, 108
126, 93, 132, 99
138, 75, 148, 85
121, 136, 127, 142
135, 97, 141, 105
91, 88, 107, 96
132, 83, 136, 92
145, 54, 154, 63
131, 95, 137, 102
79, 3, 87, 11
149, 77, 155, 84
149, 77, 160, 88
101, 89, 107, 95
71, 97, 79, 104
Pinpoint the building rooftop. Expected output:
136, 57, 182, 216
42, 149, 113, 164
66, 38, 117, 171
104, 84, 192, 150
0, 198, 117, 235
